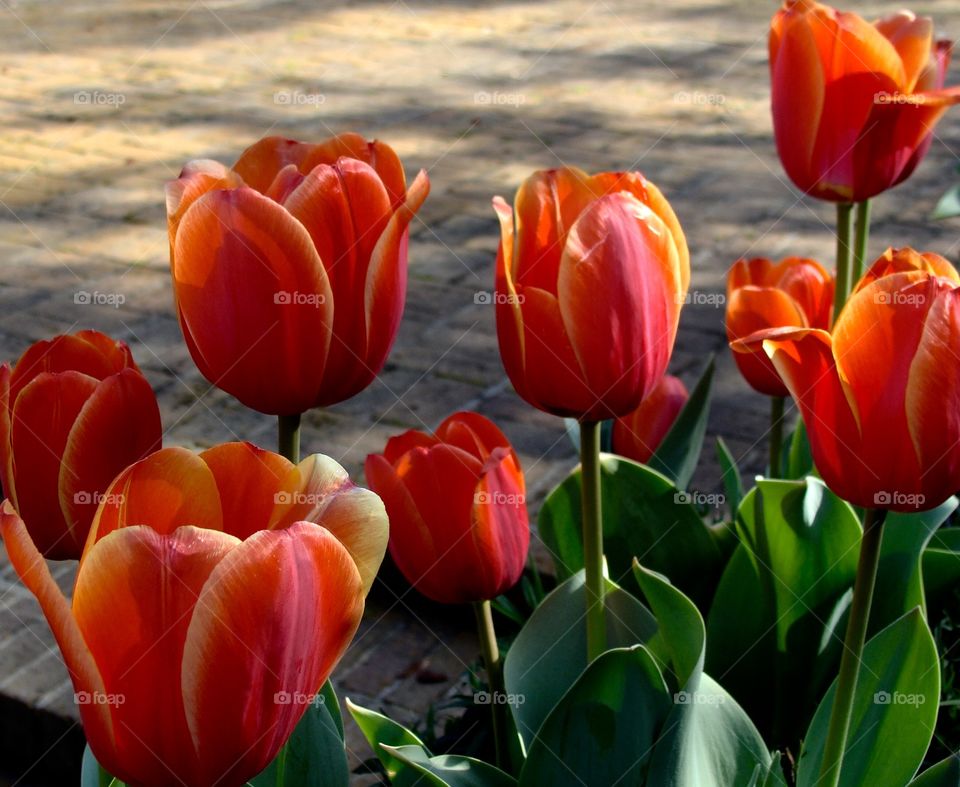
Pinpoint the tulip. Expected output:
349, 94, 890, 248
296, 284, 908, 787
852, 246, 960, 292
725, 256, 833, 397
493, 167, 690, 422
166, 133, 430, 417
770, 1, 960, 203
0, 330, 161, 559
612, 374, 688, 464
0, 442, 387, 787
365, 411, 529, 604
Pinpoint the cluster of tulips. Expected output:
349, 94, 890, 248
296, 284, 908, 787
4, 0, 960, 785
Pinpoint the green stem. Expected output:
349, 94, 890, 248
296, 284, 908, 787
769, 396, 785, 479
278, 413, 302, 463
832, 202, 855, 325
851, 199, 872, 287
580, 420, 605, 662
817, 507, 887, 787
474, 600, 508, 769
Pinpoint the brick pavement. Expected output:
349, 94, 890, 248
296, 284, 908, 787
1, 0, 960, 783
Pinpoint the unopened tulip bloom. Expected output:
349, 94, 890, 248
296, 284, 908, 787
166, 133, 429, 415
770, 1, 960, 202
493, 167, 690, 422
0, 442, 387, 787
726, 256, 833, 396
852, 246, 960, 293
0, 331, 161, 559
612, 374, 688, 464
733, 270, 960, 511
365, 412, 529, 604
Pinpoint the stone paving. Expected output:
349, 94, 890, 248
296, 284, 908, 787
1, 0, 960, 783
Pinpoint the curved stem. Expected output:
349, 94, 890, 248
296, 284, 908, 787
832, 202, 855, 325
817, 507, 887, 787
769, 396, 785, 479
851, 199, 872, 286
278, 413, 302, 463
580, 420, 605, 662
474, 600, 508, 769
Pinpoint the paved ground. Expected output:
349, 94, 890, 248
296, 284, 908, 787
1, 0, 960, 783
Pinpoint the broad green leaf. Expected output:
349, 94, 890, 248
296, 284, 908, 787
910, 756, 960, 786
933, 184, 960, 220
796, 608, 940, 787
871, 497, 958, 635
383, 745, 517, 787
81, 746, 124, 787
503, 570, 657, 752
783, 418, 813, 479
648, 357, 715, 489
538, 455, 730, 609
519, 646, 672, 787
706, 477, 861, 743
715, 437, 743, 517
250, 681, 348, 787
346, 699, 428, 787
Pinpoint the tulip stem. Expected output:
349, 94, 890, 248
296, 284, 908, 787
769, 396, 785, 478
580, 419, 605, 662
851, 199, 872, 285
474, 600, 509, 770
833, 202, 854, 324
278, 414, 301, 463
817, 507, 887, 787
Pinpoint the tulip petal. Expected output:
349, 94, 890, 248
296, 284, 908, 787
299, 133, 408, 208
232, 137, 316, 194
200, 442, 293, 541
181, 522, 363, 785
73, 525, 240, 786
875, 11, 933, 92
173, 187, 333, 415
381, 428, 439, 466
0, 364, 15, 509
165, 160, 245, 257
86, 447, 223, 551
612, 374, 689, 464
854, 247, 960, 293
436, 410, 516, 464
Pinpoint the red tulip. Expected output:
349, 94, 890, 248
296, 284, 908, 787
365, 412, 529, 604
0, 442, 387, 787
612, 374, 688, 464
733, 270, 960, 511
725, 256, 833, 396
166, 133, 429, 415
852, 246, 960, 293
0, 331, 160, 559
493, 167, 690, 422
770, 1, 960, 202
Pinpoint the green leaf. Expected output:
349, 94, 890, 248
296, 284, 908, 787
502, 570, 657, 752
715, 437, 743, 517
648, 357, 715, 489
796, 608, 941, 787
81, 746, 124, 787
346, 700, 428, 787
518, 646, 672, 786
871, 497, 958, 635
383, 745, 517, 787
923, 528, 960, 600
250, 682, 348, 787
933, 184, 960, 220
783, 419, 814, 479
706, 477, 862, 743
910, 755, 960, 786
538, 454, 730, 609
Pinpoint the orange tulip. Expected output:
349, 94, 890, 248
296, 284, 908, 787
493, 167, 689, 422
770, 1, 960, 202
733, 270, 960, 511
0, 442, 387, 787
166, 133, 429, 416
612, 374, 688, 464
365, 412, 529, 604
852, 246, 960, 292
0, 331, 161, 559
